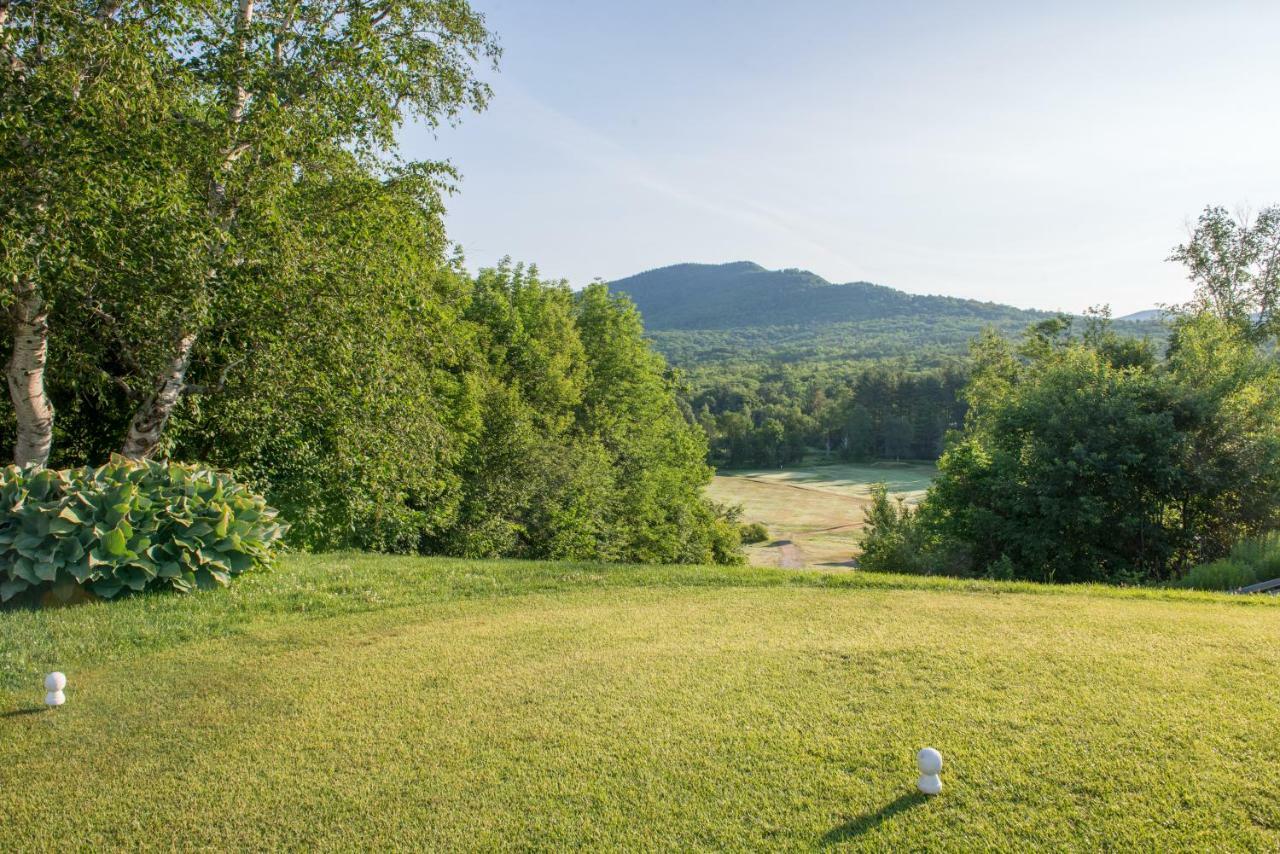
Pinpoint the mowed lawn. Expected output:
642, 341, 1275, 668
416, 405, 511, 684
708, 461, 937, 567
2, 555, 1278, 851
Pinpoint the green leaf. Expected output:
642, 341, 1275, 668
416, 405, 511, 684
1, 577, 29, 601
89, 579, 125, 599
102, 526, 129, 557
57, 505, 87, 525
67, 557, 93, 582
12, 557, 41, 584
48, 516, 80, 535
119, 567, 150, 591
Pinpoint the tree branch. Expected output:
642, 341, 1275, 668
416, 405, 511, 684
184, 352, 248, 396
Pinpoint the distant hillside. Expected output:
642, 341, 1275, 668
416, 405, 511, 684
1117, 309, 1166, 322
610, 261, 1164, 366
611, 261, 1039, 331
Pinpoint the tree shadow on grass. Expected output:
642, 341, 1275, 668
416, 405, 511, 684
820, 791, 928, 846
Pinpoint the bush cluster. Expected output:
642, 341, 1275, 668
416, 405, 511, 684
1178, 533, 1280, 591
856, 484, 948, 576
739, 522, 769, 544
859, 315, 1280, 585
0, 457, 286, 602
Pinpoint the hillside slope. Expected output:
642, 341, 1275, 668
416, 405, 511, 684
608, 261, 1159, 365
611, 261, 1046, 332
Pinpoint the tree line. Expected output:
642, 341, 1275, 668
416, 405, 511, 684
861, 207, 1280, 584
1, 2, 741, 564
687, 362, 967, 468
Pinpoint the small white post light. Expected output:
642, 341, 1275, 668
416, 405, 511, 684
44, 672, 66, 707
916, 747, 942, 795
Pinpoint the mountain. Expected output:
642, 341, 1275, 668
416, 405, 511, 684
610, 261, 1039, 331
1116, 309, 1166, 322
608, 262, 1039, 365
609, 262, 1167, 367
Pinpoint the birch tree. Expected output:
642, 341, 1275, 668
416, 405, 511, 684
117, 0, 499, 458
3, 2, 497, 463
1, 1, 192, 465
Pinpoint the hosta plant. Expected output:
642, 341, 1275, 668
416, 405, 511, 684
0, 457, 287, 601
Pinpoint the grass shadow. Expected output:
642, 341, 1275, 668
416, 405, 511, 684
1, 707, 46, 718
820, 791, 928, 846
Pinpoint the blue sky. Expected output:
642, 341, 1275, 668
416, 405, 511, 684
402, 1, 1280, 314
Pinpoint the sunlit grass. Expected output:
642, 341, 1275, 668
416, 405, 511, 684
707, 461, 937, 565
2, 554, 1277, 850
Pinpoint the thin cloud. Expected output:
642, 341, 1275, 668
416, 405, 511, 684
494, 82, 866, 274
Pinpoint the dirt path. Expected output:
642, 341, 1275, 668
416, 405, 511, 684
770, 539, 807, 569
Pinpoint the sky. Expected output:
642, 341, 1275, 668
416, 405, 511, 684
401, 1, 1280, 315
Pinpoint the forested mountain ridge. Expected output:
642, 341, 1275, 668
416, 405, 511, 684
610, 261, 1048, 331
610, 261, 1164, 367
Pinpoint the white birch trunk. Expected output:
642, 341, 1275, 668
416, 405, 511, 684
6, 278, 54, 467
120, 332, 197, 459
120, 0, 254, 460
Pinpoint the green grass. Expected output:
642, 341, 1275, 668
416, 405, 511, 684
3, 554, 1278, 850
708, 461, 937, 566
718, 460, 938, 501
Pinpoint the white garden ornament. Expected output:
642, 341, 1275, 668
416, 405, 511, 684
916, 747, 942, 795
44, 672, 66, 707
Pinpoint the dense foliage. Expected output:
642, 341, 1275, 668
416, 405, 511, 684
3, 250, 743, 564
858, 484, 934, 576
423, 265, 742, 564
0, 457, 285, 601
861, 312, 1280, 584
1177, 532, 1280, 591
2, 0, 500, 464
1, 3, 742, 568
621, 262, 1164, 470
690, 360, 967, 467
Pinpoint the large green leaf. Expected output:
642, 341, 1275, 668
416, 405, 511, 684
102, 526, 129, 557
48, 515, 79, 535
67, 556, 93, 582
89, 578, 125, 599
0, 577, 29, 601
214, 506, 232, 538
57, 537, 85, 562
12, 557, 41, 585
57, 505, 88, 525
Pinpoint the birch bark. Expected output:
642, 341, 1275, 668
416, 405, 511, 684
120, 332, 197, 459
120, 0, 254, 459
5, 278, 53, 467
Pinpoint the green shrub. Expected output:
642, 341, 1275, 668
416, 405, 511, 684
740, 522, 769, 544
0, 457, 287, 602
858, 483, 930, 574
1177, 558, 1257, 592
983, 554, 1016, 581
1177, 532, 1280, 591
